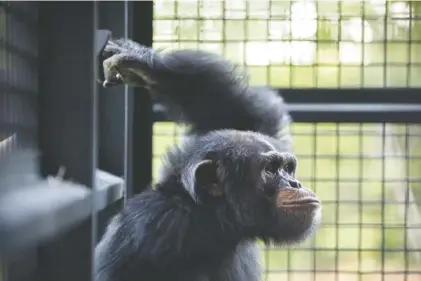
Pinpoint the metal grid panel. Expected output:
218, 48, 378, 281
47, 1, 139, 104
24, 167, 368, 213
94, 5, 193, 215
153, 0, 421, 88
153, 1, 421, 280
0, 1, 38, 152
0, 2, 39, 280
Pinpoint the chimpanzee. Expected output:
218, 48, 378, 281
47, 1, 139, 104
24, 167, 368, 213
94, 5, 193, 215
94, 38, 322, 281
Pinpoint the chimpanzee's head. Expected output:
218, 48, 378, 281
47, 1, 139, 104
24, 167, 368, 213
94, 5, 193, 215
180, 130, 322, 245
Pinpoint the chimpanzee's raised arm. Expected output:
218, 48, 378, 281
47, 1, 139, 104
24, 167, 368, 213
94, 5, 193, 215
99, 38, 291, 148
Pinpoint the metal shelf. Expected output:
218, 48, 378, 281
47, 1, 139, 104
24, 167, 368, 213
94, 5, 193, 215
0, 169, 124, 257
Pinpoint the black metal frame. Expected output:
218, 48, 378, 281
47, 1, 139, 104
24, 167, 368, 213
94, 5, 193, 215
1, 2, 152, 281
34, 2, 153, 281
36, 2, 97, 281
154, 88, 421, 124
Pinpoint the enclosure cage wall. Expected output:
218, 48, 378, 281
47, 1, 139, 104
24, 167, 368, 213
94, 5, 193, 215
0, 2, 40, 280
152, 1, 421, 281
0, 2, 38, 162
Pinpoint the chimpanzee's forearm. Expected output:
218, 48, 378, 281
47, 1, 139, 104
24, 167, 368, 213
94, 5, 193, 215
103, 39, 291, 140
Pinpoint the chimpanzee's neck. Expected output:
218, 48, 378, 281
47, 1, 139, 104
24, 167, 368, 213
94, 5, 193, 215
154, 181, 246, 258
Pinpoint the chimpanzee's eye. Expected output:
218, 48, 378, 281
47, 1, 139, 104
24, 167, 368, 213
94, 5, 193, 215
283, 163, 295, 175
265, 160, 281, 174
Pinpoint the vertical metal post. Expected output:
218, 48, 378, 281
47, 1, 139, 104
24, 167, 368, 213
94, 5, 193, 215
91, 2, 99, 281
37, 2, 96, 281
96, 0, 134, 240
98, 2, 129, 180
128, 1, 154, 195
38, 2, 95, 187
123, 0, 131, 201
97, 0, 153, 198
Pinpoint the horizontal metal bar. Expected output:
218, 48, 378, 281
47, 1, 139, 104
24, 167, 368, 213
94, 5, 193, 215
0, 82, 38, 98
151, 87, 421, 123
259, 269, 421, 274
304, 199, 421, 205
0, 39, 38, 65
261, 247, 421, 252
0, 169, 123, 257
289, 103, 421, 112
155, 38, 421, 44
289, 103, 421, 123
152, 129, 421, 137
290, 110, 420, 123
154, 15, 421, 21
277, 88, 421, 104
152, 103, 421, 124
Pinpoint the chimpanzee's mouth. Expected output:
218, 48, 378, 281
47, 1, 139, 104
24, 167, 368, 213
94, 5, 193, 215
279, 197, 321, 209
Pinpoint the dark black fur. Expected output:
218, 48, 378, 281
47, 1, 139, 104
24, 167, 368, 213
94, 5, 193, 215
95, 39, 321, 281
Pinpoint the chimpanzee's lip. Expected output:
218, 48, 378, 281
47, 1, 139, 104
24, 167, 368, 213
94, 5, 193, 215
280, 197, 321, 208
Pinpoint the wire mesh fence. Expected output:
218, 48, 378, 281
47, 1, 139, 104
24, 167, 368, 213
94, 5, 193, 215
0, 1, 39, 196
152, 1, 421, 280
0, 1, 38, 154
0, 2, 39, 280
153, 0, 421, 88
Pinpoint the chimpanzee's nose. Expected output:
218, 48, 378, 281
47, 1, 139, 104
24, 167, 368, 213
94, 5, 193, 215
289, 178, 302, 189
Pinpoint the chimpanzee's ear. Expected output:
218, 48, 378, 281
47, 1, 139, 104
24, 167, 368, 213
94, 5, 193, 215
193, 160, 224, 197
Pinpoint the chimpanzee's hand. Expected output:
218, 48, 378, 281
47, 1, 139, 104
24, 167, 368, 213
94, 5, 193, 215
99, 38, 154, 88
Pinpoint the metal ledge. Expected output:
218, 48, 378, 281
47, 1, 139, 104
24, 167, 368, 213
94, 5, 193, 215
95, 169, 124, 211
0, 169, 124, 257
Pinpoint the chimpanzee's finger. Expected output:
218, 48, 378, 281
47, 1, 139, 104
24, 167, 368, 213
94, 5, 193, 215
103, 46, 121, 57
102, 57, 123, 88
